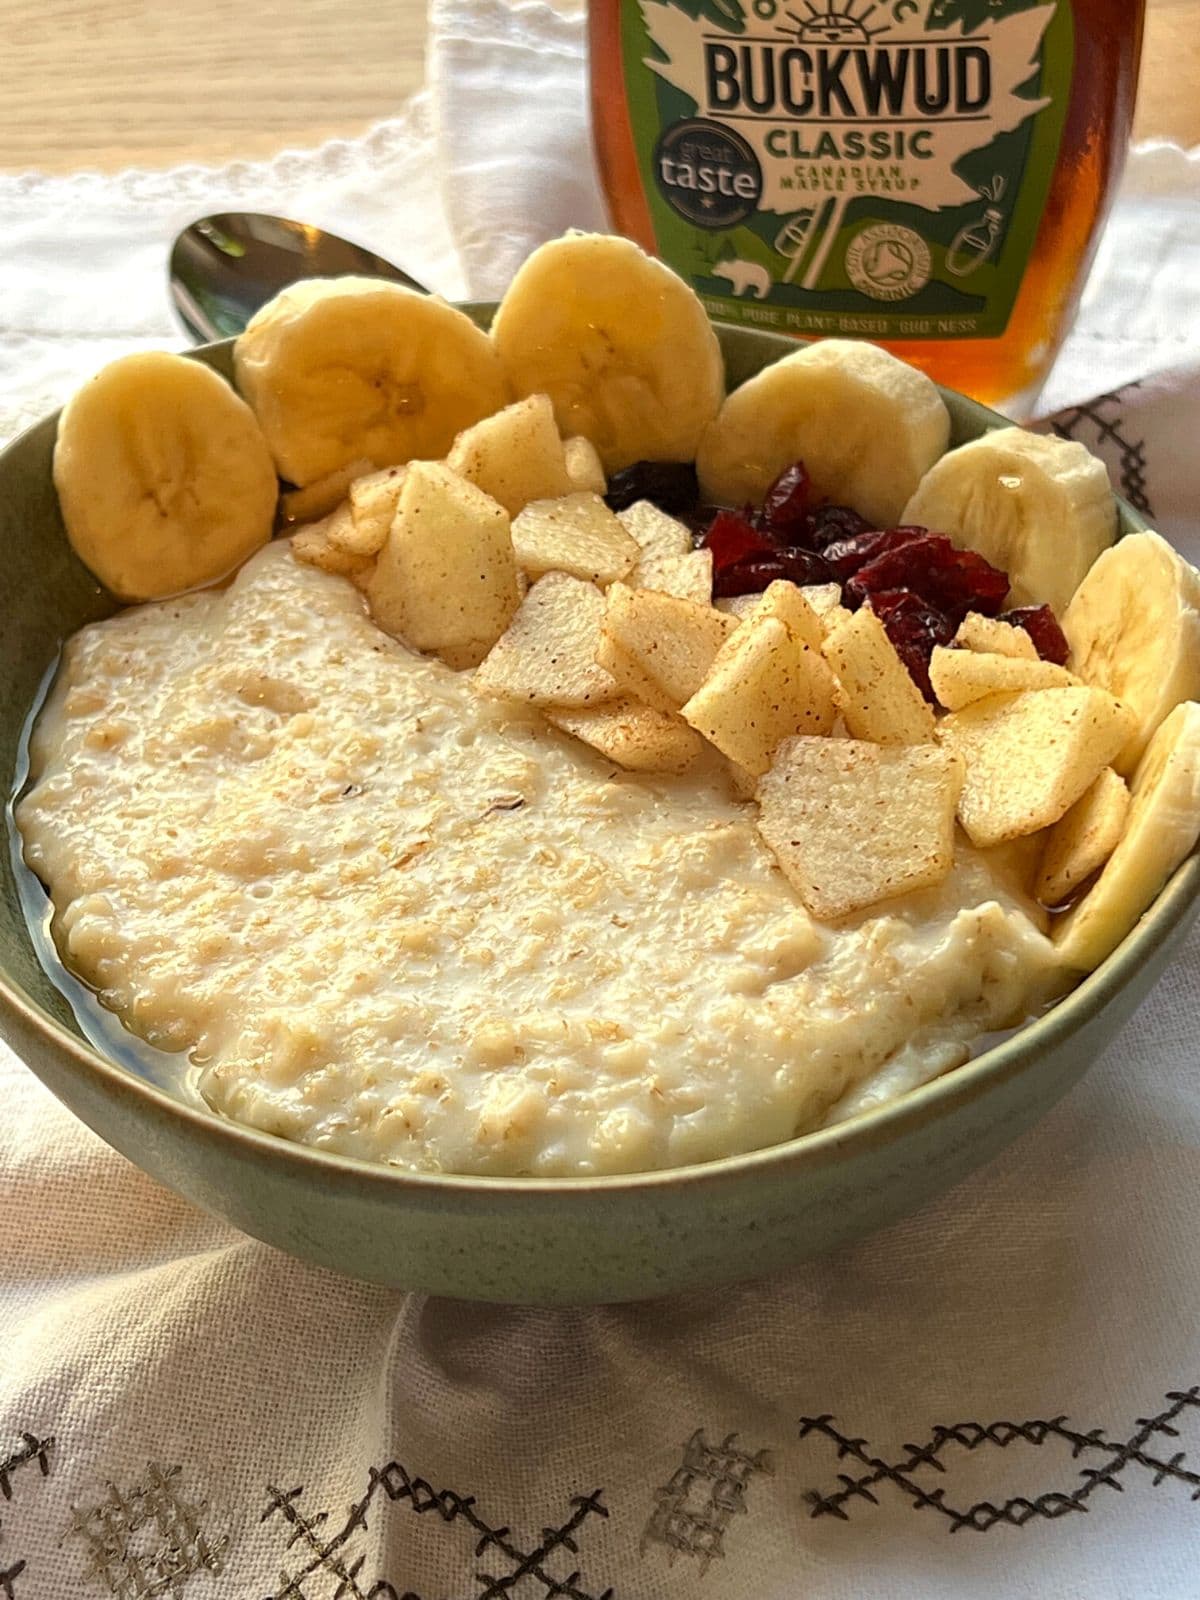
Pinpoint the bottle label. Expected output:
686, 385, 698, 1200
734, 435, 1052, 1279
620, 0, 1074, 340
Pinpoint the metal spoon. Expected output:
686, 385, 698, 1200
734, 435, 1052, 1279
168, 212, 427, 342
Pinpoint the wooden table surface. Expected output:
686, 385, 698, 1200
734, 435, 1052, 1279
0, 0, 1195, 176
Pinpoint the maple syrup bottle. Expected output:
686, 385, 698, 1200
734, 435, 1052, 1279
590, 0, 1144, 414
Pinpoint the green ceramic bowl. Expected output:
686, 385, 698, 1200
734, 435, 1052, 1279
1, 319, 1196, 1304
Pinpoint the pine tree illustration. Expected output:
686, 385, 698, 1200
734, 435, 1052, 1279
672, 0, 746, 31
933, 0, 1054, 34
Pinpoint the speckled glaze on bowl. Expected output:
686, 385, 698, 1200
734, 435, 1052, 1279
1, 319, 1196, 1304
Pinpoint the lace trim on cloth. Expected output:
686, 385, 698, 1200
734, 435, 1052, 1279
0, 95, 433, 210
429, 0, 591, 63
0, 94, 454, 447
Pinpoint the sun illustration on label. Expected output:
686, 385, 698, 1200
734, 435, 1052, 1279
784, 0, 890, 44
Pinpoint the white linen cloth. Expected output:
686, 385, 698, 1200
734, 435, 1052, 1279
1, 6, 1199, 1596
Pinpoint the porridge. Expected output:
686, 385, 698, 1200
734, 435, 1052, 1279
19, 545, 1061, 1176
16, 233, 1200, 1177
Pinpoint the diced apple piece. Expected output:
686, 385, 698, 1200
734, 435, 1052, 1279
739, 580, 825, 649
279, 457, 373, 527
724, 585, 844, 627
682, 615, 838, 775
954, 612, 1038, 660
545, 697, 703, 773
980, 833, 1054, 909
474, 572, 619, 707
340, 464, 407, 555
929, 646, 1078, 711
768, 583, 825, 650
598, 583, 737, 712
936, 686, 1136, 849
1035, 767, 1131, 905
617, 499, 708, 599
511, 492, 639, 585
366, 461, 519, 652
812, 602, 854, 637
447, 394, 572, 516
715, 593, 762, 620
563, 435, 607, 495
801, 583, 845, 619
757, 738, 964, 920
634, 549, 713, 604
616, 500, 692, 562
821, 607, 935, 745
291, 512, 374, 579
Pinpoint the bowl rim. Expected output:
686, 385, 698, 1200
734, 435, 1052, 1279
3, 322, 1197, 1204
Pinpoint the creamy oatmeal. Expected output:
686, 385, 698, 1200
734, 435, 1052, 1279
28, 238, 1200, 1179
17, 544, 1064, 1177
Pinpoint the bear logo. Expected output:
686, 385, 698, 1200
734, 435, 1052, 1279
713, 259, 771, 299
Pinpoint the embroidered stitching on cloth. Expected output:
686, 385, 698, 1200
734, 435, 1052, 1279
641, 1431, 772, 1574
262, 1466, 611, 1600
2, 1391, 1200, 1590
65, 1463, 230, 1599
1050, 389, 1154, 517
0, 1435, 53, 1599
799, 1387, 1200, 1531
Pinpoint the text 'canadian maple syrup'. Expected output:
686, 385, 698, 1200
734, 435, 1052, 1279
590, 0, 1144, 414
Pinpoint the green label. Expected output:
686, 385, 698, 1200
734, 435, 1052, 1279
620, 0, 1074, 339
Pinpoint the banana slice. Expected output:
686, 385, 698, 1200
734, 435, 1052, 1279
489, 233, 724, 474
900, 428, 1116, 616
52, 351, 277, 602
1062, 530, 1200, 776
1054, 701, 1200, 971
234, 276, 509, 486
697, 339, 949, 529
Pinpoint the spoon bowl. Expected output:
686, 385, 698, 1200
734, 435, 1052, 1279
168, 212, 427, 342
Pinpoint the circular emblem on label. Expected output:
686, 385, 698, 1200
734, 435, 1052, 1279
845, 224, 932, 303
652, 120, 762, 230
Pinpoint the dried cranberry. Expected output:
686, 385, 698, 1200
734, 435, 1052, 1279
868, 589, 956, 702
700, 509, 773, 570
710, 548, 833, 598
846, 534, 1009, 621
604, 460, 699, 515
780, 548, 834, 587
999, 604, 1070, 665
712, 555, 788, 598
821, 526, 925, 583
759, 461, 812, 537
802, 504, 873, 552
